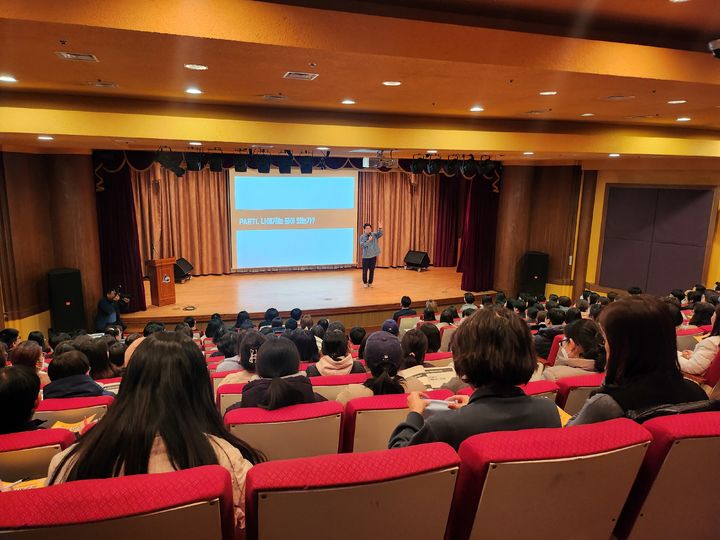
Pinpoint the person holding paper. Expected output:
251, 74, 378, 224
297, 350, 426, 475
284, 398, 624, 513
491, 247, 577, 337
359, 221, 383, 287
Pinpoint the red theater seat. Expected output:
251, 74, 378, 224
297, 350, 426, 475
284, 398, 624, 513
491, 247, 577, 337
95, 377, 122, 394
309, 373, 370, 400
212, 370, 241, 392
555, 372, 605, 415
34, 396, 114, 425
342, 390, 452, 453
224, 402, 343, 460
447, 419, 651, 540
0, 429, 75, 482
216, 383, 247, 414
541, 333, 564, 366
245, 443, 460, 540
459, 380, 560, 400
616, 412, 720, 540
0, 465, 235, 539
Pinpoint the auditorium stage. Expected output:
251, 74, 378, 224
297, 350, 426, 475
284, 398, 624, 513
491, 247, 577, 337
123, 267, 486, 333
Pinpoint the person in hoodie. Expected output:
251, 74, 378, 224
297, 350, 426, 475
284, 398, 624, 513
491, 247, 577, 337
533, 308, 566, 358
226, 336, 325, 411
43, 350, 115, 398
305, 330, 365, 377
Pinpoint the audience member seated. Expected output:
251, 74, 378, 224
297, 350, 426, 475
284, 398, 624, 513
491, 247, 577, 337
284, 318, 298, 331
534, 308, 566, 358
336, 331, 425, 404
349, 326, 366, 347
627, 286, 643, 295
219, 331, 267, 384
436, 309, 456, 329
103, 326, 122, 342
290, 307, 302, 322
589, 303, 604, 321
0, 342, 7, 368
143, 321, 166, 337
392, 295, 417, 322
28, 330, 51, 355
0, 365, 41, 434
459, 292, 478, 313
576, 299, 590, 314
46, 332, 263, 533
173, 322, 194, 339
418, 323, 441, 353
670, 288, 686, 305
565, 307, 582, 324
258, 308, 278, 330
0, 328, 20, 351
108, 342, 127, 369
558, 296, 572, 312
300, 314, 313, 330
9, 340, 50, 386
44, 351, 115, 398
399, 329, 430, 371
75, 337, 118, 381
48, 332, 71, 354
683, 302, 714, 330
678, 305, 720, 375
568, 295, 707, 426
305, 330, 364, 377
326, 321, 346, 334
685, 290, 702, 309
388, 306, 561, 450
215, 332, 241, 362
422, 308, 436, 322
425, 299, 439, 315
183, 316, 199, 334
228, 336, 325, 411
285, 328, 320, 363
526, 306, 541, 330
607, 291, 618, 302
481, 295, 494, 308
234, 310, 254, 330
270, 316, 285, 335
310, 324, 325, 350
381, 319, 399, 336
542, 319, 606, 381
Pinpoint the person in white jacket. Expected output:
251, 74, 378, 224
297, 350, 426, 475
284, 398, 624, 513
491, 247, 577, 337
678, 305, 720, 375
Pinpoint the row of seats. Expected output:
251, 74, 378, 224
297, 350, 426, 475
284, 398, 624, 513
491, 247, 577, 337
3, 413, 719, 540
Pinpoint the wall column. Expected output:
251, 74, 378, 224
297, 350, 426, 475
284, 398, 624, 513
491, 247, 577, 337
572, 170, 597, 301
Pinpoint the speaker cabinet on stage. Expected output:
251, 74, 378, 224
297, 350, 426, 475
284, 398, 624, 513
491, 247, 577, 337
48, 268, 85, 332
404, 250, 430, 271
174, 257, 194, 283
148, 258, 176, 307
520, 251, 549, 297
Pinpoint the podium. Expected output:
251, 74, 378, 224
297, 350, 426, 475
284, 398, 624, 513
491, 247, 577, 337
147, 258, 176, 307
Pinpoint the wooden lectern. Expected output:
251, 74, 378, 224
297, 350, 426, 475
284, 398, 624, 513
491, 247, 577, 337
147, 258, 176, 307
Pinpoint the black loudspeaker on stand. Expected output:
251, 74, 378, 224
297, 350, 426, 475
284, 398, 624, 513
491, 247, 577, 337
174, 257, 194, 283
404, 250, 431, 272
519, 251, 549, 297
48, 268, 86, 332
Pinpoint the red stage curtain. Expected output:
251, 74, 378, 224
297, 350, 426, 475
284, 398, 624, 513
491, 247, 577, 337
458, 170, 502, 291
433, 176, 463, 267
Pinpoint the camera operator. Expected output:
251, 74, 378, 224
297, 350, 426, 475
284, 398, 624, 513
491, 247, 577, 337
95, 286, 130, 332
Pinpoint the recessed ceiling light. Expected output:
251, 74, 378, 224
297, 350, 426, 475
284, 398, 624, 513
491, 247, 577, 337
0, 74, 17, 83
580, 113, 595, 117
526, 109, 552, 115
667, 100, 687, 104
606, 95, 636, 101
37, 135, 54, 141
608, 153, 621, 158
341, 99, 356, 105
188, 141, 202, 146
316, 146, 330, 151
184, 63, 208, 71
676, 117, 691, 122
427, 150, 438, 154
523, 151, 535, 156
469, 105, 485, 112
539, 91, 558, 96
382, 81, 402, 86
185, 87, 203, 95
669, 0, 690, 3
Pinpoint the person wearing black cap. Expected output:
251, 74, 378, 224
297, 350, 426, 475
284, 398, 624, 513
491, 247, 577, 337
336, 331, 424, 404
381, 319, 399, 336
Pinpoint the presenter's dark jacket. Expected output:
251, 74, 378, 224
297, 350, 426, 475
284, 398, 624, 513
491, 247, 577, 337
388, 385, 561, 451
95, 298, 121, 332
226, 374, 327, 411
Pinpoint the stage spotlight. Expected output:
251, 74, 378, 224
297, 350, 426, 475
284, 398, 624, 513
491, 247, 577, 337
445, 155, 460, 175
233, 154, 248, 172
426, 157, 442, 175
479, 157, 497, 176
254, 154, 272, 173
297, 154, 314, 174
278, 152, 293, 174
461, 155, 478, 176
208, 153, 223, 173
156, 149, 183, 171
185, 152, 206, 172
411, 156, 427, 174
173, 166, 186, 177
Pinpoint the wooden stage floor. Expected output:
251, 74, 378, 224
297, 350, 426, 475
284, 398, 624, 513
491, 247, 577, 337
123, 267, 482, 331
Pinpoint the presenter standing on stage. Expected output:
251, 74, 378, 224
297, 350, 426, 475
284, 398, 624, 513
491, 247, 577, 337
359, 221, 383, 287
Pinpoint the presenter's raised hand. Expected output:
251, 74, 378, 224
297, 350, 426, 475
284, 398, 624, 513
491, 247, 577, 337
378, 220, 384, 229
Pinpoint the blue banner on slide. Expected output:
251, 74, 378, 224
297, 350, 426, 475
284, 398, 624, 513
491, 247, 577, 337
234, 176, 355, 210
236, 228, 355, 268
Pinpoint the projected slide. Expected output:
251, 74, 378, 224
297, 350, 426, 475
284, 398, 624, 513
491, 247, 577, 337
228, 173, 358, 270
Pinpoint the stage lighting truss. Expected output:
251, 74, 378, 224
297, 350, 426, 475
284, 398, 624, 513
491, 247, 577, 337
411, 154, 428, 174
155, 147, 186, 177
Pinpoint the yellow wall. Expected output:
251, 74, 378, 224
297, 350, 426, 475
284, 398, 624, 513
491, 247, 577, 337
545, 283, 574, 299
586, 170, 720, 286
5, 311, 52, 339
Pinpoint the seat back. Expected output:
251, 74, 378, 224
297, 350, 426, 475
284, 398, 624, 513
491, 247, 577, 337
95, 377, 122, 394
545, 333, 564, 366
439, 326, 457, 353
225, 402, 343, 460
398, 316, 421, 337
448, 419, 651, 540
459, 381, 559, 400
212, 370, 241, 392
0, 429, 75, 482
342, 390, 451, 452
703, 348, 720, 389
424, 351, 453, 366
310, 373, 370, 400
0, 465, 235, 540
245, 443, 460, 540
555, 372, 605, 415
216, 383, 247, 415
618, 412, 720, 540
33, 396, 114, 425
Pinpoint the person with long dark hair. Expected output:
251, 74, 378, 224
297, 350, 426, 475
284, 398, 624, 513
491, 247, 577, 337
229, 336, 325, 410
47, 332, 263, 532
678, 304, 720, 375
234, 310, 254, 330
399, 329, 430, 370
75, 338, 118, 381
305, 330, 364, 376
286, 329, 320, 363
542, 319, 607, 381
568, 295, 707, 425
219, 331, 267, 385
418, 323, 441, 353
